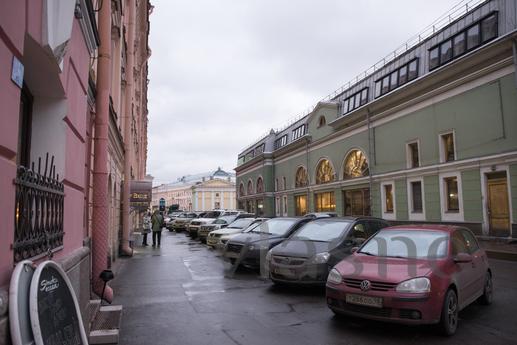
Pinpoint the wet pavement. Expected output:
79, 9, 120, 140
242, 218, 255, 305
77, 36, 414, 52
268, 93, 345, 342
111, 230, 517, 345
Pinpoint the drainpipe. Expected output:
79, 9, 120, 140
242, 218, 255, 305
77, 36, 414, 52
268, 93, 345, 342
121, 0, 136, 256
367, 108, 374, 216
92, 0, 113, 302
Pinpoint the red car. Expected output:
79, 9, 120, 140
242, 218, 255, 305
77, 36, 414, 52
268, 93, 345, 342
326, 225, 493, 335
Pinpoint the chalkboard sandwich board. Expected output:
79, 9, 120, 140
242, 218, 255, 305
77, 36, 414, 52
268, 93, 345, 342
29, 261, 88, 345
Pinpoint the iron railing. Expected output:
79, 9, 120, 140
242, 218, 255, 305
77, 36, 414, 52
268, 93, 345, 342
13, 154, 64, 262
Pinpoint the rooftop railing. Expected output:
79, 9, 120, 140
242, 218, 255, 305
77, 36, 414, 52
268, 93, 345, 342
239, 0, 488, 154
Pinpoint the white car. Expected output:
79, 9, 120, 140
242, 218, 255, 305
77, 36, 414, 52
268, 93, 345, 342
208, 218, 268, 249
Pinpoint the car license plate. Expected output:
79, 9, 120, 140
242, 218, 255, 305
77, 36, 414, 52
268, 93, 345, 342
274, 267, 296, 278
345, 294, 382, 308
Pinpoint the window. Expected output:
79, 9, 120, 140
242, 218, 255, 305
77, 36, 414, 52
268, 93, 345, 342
343, 149, 369, 179
315, 192, 335, 212
295, 195, 308, 216
18, 86, 33, 168
295, 167, 308, 188
461, 229, 480, 253
452, 231, 468, 255
375, 59, 418, 98
440, 40, 453, 64
239, 183, 245, 197
318, 116, 326, 127
275, 178, 278, 192
453, 32, 466, 57
245, 150, 254, 161
466, 24, 480, 50
315, 159, 335, 184
275, 197, 280, 216
374, 80, 382, 98
429, 13, 497, 71
282, 177, 287, 190
445, 177, 459, 212
384, 184, 394, 213
292, 124, 306, 140
429, 47, 440, 70
274, 135, 288, 150
282, 195, 288, 216
256, 177, 264, 193
406, 142, 419, 168
481, 14, 497, 42
342, 88, 369, 115
389, 70, 398, 90
255, 143, 265, 155
398, 65, 408, 85
440, 132, 455, 162
247, 180, 253, 195
407, 60, 418, 81
410, 181, 423, 213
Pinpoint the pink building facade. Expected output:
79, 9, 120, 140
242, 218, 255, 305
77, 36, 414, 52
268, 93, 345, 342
0, 0, 99, 341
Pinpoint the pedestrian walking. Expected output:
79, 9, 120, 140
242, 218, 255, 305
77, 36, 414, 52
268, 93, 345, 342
151, 210, 164, 247
142, 211, 151, 246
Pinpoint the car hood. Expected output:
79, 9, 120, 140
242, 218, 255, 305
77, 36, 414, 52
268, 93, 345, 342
229, 232, 284, 245
192, 218, 216, 224
271, 240, 336, 258
212, 227, 243, 235
334, 254, 438, 283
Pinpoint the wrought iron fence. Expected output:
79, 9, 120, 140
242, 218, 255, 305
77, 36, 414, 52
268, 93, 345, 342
13, 154, 64, 262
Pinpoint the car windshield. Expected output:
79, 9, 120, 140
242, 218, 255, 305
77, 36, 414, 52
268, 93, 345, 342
359, 229, 449, 259
227, 218, 254, 229
252, 219, 297, 236
204, 211, 221, 218
243, 222, 261, 233
291, 221, 351, 242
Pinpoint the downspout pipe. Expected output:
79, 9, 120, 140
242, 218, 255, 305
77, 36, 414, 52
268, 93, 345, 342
121, 0, 136, 256
91, 0, 113, 302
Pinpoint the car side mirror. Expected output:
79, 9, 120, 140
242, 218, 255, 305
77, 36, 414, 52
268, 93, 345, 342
351, 247, 359, 253
454, 253, 472, 263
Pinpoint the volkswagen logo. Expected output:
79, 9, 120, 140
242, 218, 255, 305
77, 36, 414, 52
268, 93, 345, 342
360, 280, 371, 292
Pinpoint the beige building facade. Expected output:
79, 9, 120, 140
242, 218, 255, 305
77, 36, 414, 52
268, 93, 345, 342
152, 168, 236, 211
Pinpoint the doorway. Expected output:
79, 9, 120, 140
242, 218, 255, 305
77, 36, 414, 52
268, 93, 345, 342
486, 172, 510, 237
344, 188, 370, 216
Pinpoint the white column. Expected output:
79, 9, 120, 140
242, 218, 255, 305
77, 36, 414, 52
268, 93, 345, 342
221, 190, 225, 209
202, 191, 205, 210
211, 191, 215, 209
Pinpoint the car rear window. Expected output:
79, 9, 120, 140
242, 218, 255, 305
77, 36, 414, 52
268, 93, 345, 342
359, 229, 449, 259
254, 219, 297, 236
291, 221, 351, 242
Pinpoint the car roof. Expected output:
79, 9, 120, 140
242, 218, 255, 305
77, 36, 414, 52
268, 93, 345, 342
380, 224, 464, 233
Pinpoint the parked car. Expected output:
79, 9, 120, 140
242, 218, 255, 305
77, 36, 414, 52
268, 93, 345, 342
268, 217, 388, 285
167, 212, 199, 232
214, 218, 270, 250
188, 211, 224, 238
303, 212, 338, 219
198, 213, 255, 242
326, 225, 492, 336
206, 218, 261, 248
223, 217, 318, 268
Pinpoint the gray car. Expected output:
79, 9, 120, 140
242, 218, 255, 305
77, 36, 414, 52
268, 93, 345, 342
268, 217, 388, 285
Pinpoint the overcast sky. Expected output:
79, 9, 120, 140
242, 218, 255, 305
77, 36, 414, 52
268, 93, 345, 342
147, 0, 461, 185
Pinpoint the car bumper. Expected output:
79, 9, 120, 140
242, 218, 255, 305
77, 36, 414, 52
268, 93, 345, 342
224, 246, 266, 268
206, 237, 220, 247
325, 284, 441, 325
270, 262, 329, 285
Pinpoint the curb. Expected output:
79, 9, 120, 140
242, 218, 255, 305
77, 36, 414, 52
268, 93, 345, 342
486, 250, 517, 262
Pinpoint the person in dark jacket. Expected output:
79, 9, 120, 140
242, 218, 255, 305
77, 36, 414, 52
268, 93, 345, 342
151, 210, 164, 247
142, 211, 151, 246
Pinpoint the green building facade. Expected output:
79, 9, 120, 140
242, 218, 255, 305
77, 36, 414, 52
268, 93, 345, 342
236, 0, 517, 238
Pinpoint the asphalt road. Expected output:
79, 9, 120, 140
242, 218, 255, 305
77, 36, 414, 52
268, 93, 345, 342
111, 230, 517, 345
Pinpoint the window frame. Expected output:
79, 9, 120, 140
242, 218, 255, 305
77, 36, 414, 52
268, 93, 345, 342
292, 124, 306, 141
314, 191, 336, 212
406, 140, 420, 169
342, 87, 369, 115
274, 134, 288, 150
439, 171, 464, 222
380, 181, 396, 220
374, 58, 419, 98
439, 131, 456, 163
407, 177, 425, 221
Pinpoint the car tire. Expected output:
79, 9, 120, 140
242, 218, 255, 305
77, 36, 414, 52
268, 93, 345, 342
439, 289, 459, 336
478, 271, 493, 305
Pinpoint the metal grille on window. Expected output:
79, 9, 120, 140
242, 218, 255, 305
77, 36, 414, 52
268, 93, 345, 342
315, 159, 335, 184
343, 150, 369, 179
295, 167, 308, 188
13, 154, 64, 262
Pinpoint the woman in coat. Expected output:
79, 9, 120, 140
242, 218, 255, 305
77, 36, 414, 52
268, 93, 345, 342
142, 211, 152, 246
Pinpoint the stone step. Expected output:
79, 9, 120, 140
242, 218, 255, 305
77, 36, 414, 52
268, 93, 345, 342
89, 304, 123, 344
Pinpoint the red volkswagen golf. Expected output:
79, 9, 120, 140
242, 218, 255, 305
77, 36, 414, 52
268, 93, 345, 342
326, 225, 493, 335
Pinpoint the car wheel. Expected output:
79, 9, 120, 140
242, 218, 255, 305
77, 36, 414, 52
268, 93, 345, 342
439, 289, 459, 336
478, 272, 493, 305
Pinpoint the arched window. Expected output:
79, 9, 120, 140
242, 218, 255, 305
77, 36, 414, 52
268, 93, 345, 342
239, 183, 245, 197
295, 167, 308, 188
315, 159, 335, 184
256, 177, 264, 193
343, 149, 369, 179
247, 180, 253, 195
282, 177, 287, 190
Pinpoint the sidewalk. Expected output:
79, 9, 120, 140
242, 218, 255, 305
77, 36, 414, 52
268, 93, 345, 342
479, 238, 517, 261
